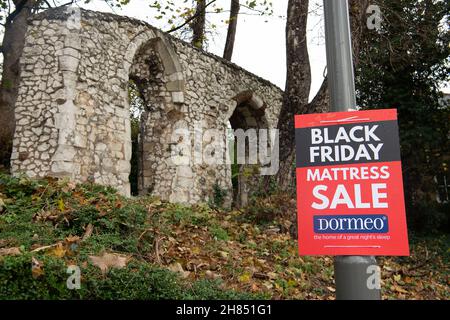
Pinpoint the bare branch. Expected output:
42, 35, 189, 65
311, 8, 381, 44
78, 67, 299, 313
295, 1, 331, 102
166, 0, 217, 34
6, 0, 29, 25
239, 1, 272, 16
42, 0, 52, 8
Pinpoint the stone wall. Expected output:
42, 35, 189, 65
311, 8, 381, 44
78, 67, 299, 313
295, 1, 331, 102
11, 6, 283, 205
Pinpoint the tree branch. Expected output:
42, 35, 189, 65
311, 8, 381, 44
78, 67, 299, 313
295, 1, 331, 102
7, 0, 35, 25
239, 2, 272, 15
42, 0, 52, 8
166, 0, 217, 34
7, 0, 27, 23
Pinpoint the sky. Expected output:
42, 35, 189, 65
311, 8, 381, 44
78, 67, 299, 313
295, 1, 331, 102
79, 0, 328, 101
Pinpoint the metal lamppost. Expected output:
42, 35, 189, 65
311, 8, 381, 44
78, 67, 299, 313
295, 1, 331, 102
323, 0, 381, 300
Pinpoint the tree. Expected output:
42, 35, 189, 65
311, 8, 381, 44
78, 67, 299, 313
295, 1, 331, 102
191, 0, 207, 48
356, 0, 450, 232
223, 0, 240, 61
160, 0, 273, 51
275, 0, 369, 192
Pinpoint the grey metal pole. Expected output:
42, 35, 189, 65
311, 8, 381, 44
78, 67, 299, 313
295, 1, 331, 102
323, 0, 381, 300
324, 0, 356, 110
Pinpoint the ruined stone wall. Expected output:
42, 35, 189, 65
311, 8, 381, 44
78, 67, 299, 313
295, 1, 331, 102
11, 6, 283, 205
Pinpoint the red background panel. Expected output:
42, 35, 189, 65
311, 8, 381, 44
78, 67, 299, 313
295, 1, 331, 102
296, 162, 409, 256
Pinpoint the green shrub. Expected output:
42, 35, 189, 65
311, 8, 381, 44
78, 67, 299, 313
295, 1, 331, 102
407, 201, 450, 234
209, 225, 229, 241
0, 173, 264, 300
210, 183, 227, 209
188, 279, 267, 300
0, 255, 261, 300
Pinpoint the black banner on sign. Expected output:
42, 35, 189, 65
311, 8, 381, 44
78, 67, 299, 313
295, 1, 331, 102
295, 120, 401, 168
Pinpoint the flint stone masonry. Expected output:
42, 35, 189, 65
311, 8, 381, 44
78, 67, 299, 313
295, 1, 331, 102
11, 6, 283, 205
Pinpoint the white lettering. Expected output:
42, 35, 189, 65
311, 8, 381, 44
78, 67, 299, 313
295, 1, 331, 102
330, 185, 354, 209
372, 184, 388, 208
312, 185, 329, 210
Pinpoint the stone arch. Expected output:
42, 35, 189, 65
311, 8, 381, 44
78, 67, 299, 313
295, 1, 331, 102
11, 6, 284, 204
123, 31, 187, 198
228, 90, 269, 207
123, 31, 185, 106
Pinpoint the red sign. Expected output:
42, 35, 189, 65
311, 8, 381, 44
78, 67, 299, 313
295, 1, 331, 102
295, 109, 409, 256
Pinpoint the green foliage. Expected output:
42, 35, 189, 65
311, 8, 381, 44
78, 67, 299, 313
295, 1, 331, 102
161, 203, 212, 227
356, 0, 450, 232
189, 278, 267, 300
0, 174, 260, 300
150, 0, 273, 44
245, 202, 276, 225
209, 182, 227, 209
209, 225, 229, 241
0, 254, 73, 299
1, 174, 449, 300
79, 262, 186, 300
0, 254, 250, 299
406, 201, 450, 235
128, 80, 144, 196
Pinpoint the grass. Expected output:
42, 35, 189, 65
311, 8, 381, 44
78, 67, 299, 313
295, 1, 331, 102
0, 173, 448, 300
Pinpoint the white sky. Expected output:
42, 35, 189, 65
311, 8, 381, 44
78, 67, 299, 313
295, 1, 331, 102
79, 0, 328, 101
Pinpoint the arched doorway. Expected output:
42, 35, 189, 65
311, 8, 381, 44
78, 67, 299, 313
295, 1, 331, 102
124, 33, 185, 198
228, 91, 269, 207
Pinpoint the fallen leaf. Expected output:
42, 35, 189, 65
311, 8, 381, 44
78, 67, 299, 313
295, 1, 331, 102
287, 279, 297, 287
384, 265, 394, 272
89, 253, 130, 273
31, 243, 59, 253
393, 285, 408, 294
327, 286, 336, 292
57, 198, 65, 212
262, 281, 273, 290
253, 272, 270, 280
67, 181, 77, 190
393, 274, 401, 283
0, 198, 5, 213
50, 243, 66, 258
168, 262, 190, 279
251, 283, 260, 292
205, 270, 221, 280
218, 251, 229, 259
0, 247, 21, 256
82, 224, 94, 241
238, 273, 252, 283
32, 257, 44, 279
65, 235, 80, 243
404, 276, 413, 284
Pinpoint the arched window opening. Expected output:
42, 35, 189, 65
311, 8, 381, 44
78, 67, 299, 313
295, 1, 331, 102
128, 79, 145, 196
227, 121, 239, 201
228, 93, 268, 208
